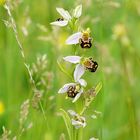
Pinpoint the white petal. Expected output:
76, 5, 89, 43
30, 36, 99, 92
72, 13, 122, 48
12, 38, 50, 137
71, 119, 82, 129
78, 79, 87, 87
71, 119, 80, 125
50, 20, 68, 27
73, 5, 82, 18
74, 64, 85, 82
66, 32, 82, 45
89, 137, 99, 140
63, 56, 81, 64
72, 88, 83, 103
56, 8, 71, 20
68, 110, 77, 116
58, 83, 76, 94
80, 117, 86, 127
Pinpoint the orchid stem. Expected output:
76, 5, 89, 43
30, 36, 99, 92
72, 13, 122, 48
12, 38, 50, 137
57, 60, 73, 80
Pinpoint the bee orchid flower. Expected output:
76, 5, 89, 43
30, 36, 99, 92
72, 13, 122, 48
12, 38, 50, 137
50, 7, 72, 27
58, 63, 86, 103
68, 110, 86, 129
50, 5, 82, 27
63, 56, 98, 72
66, 28, 92, 48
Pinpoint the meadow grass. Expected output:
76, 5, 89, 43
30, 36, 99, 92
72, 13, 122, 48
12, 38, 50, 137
0, 0, 140, 140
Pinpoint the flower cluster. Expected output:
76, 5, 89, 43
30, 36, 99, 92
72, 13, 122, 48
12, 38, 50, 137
50, 5, 100, 135
50, 4, 98, 103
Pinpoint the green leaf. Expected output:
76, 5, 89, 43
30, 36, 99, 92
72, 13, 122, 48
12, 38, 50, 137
60, 108, 73, 140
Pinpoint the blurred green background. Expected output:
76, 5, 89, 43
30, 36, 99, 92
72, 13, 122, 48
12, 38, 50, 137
0, 0, 140, 140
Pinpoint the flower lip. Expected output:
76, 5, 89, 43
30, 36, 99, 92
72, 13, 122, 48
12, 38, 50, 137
79, 29, 92, 48
79, 38, 92, 48
83, 58, 98, 72
89, 61, 98, 72
65, 29, 92, 48
67, 85, 79, 98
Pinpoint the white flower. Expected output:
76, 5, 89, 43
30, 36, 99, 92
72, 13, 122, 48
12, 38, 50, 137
68, 110, 86, 129
63, 56, 98, 73
50, 5, 82, 27
66, 29, 92, 48
58, 63, 86, 103
50, 7, 72, 27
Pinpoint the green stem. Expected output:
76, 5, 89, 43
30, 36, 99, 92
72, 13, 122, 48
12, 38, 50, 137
80, 106, 87, 116
73, 127, 78, 140
78, 128, 83, 140
39, 101, 49, 130
57, 60, 73, 81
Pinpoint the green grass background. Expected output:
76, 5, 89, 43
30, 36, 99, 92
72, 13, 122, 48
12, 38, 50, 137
0, 0, 140, 139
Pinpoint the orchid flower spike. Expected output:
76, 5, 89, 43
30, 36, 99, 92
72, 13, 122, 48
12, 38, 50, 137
58, 63, 86, 103
50, 5, 82, 27
63, 56, 98, 73
66, 28, 92, 48
68, 110, 86, 129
